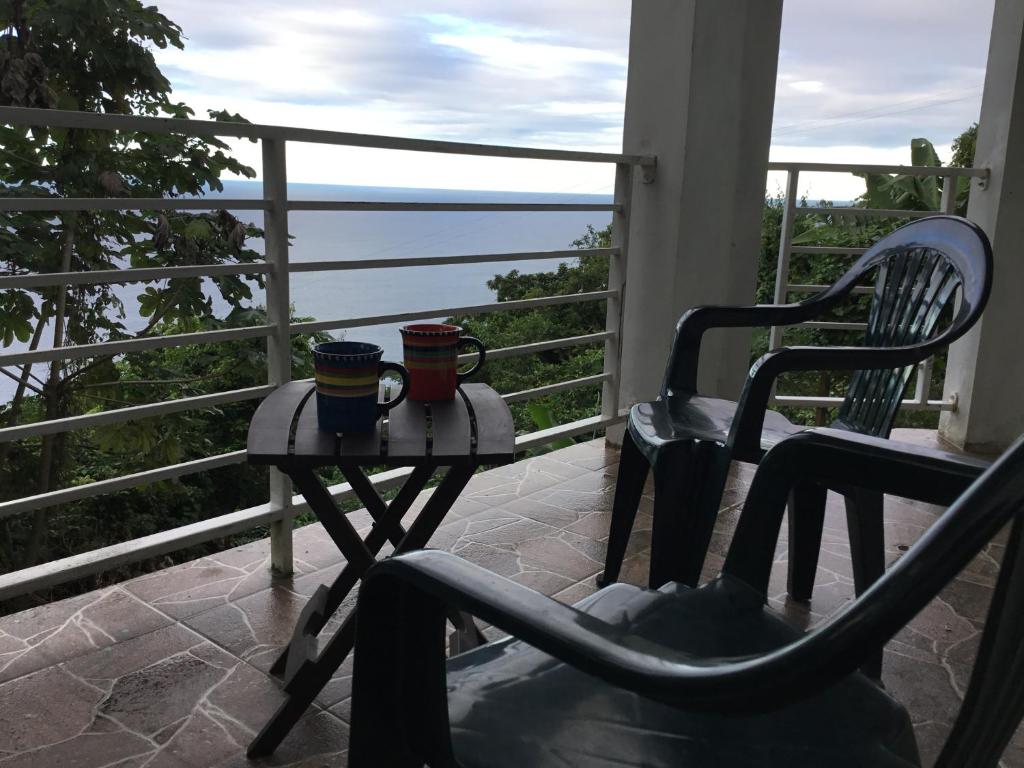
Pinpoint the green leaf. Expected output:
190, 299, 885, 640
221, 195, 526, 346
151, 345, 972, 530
910, 138, 941, 168
526, 403, 575, 450
182, 219, 211, 241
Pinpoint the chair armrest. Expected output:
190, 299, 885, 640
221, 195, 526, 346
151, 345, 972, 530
728, 343, 946, 460
352, 549, 818, 722
724, 427, 991, 591
664, 300, 835, 395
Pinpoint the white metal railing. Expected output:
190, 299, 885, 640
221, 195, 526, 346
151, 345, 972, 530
0, 106, 653, 599
765, 161, 989, 412
0, 106, 991, 602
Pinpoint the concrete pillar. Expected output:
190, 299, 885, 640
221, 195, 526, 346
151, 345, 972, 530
940, 0, 1024, 454
614, 0, 783, 428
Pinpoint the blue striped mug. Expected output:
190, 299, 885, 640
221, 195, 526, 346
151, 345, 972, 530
312, 341, 409, 432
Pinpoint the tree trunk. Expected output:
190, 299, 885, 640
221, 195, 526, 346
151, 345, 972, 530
0, 312, 49, 473
24, 212, 76, 567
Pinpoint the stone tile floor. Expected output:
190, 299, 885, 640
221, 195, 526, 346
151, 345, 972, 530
0, 432, 1016, 767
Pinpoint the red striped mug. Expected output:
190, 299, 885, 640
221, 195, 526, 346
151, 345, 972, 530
399, 323, 485, 401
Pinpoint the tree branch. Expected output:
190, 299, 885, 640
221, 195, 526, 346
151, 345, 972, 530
0, 366, 43, 395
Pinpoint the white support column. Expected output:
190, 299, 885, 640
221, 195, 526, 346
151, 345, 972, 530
262, 138, 294, 573
940, 0, 1024, 453
615, 0, 784, 419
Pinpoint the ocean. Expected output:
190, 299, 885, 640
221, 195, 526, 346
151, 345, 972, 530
1, 182, 613, 403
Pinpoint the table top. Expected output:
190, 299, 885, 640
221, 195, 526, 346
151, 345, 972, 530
247, 381, 515, 468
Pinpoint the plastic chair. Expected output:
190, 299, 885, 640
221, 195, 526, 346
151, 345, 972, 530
599, 215, 992, 598
348, 428, 1015, 768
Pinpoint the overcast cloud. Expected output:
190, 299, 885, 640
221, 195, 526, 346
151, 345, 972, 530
152, 1, 995, 197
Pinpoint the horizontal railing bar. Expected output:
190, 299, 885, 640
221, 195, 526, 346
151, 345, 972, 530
513, 413, 625, 452
503, 373, 611, 404
288, 201, 616, 213
0, 197, 266, 212
0, 466, 420, 600
0, 262, 273, 290
800, 207, 935, 219
790, 246, 868, 255
456, 331, 614, 364
290, 291, 615, 334
0, 247, 605, 304
767, 161, 987, 178
1, 248, 613, 289
0, 450, 247, 518
0, 325, 274, 367
772, 395, 954, 412
0, 502, 283, 600
0, 198, 617, 214
799, 321, 868, 331
291, 248, 616, 273
787, 284, 874, 295
0, 106, 653, 166
0, 385, 275, 444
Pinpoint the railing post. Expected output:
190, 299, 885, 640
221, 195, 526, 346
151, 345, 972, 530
262, 137, 294, 574
768, 169, 800, 351
602, 162, 632, 442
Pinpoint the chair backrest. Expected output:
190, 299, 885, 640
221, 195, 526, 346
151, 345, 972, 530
825, 216, 992, 436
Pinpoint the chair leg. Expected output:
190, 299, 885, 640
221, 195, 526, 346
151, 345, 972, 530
597, 430, 650, 588
648, 442, 730, 590
786, 480, 828, 602
845, 488, 886, 679
845, 488, 886, 597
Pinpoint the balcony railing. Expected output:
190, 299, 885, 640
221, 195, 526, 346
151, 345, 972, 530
0, 106, 650, 600
0, 106, 989, 602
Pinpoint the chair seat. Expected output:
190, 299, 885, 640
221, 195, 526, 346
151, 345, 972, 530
628, 394, 803, 464
447, 577, 919, 768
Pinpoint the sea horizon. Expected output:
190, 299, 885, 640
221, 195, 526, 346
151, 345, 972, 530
1, 182, 614, 403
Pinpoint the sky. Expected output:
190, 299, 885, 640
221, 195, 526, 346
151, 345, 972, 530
151, 1, 996, 200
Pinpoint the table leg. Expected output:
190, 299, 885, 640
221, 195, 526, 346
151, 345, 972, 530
393, 465, 475, 550
270, 464, 434, 678
289, 468, 377, 572
390, 465, 484, 654
340, 462, 412, 548
248, 464, 478, 758
449, 610, 488, 654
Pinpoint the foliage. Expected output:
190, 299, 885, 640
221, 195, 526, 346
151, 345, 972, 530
0, 0, 266, 571
448, 224, 610, 438
856, 128, 977, 217
0, 311, 327, 606
857, 138, 943, 211
951, 123, 978, 214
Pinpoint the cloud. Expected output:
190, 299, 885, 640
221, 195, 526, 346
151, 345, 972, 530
150, 0, 994, 192
789, 80, 825, 94
774, 0, 992, 147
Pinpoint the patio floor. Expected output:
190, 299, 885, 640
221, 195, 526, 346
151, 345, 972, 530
0, 432, 1016, 767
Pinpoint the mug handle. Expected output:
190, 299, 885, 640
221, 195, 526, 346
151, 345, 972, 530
377, 361, 410, 414
456, 337, 486, 383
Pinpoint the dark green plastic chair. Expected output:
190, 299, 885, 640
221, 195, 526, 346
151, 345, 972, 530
599, 215, 992, 604
348, 428, 1016, 768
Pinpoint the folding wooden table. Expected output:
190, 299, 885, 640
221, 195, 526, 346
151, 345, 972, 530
244, 380, 515, 757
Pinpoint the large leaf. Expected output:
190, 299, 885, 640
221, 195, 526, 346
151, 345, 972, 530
526, 402, 575, 450
855, 137, 942, 212
910, 137, 941, 168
